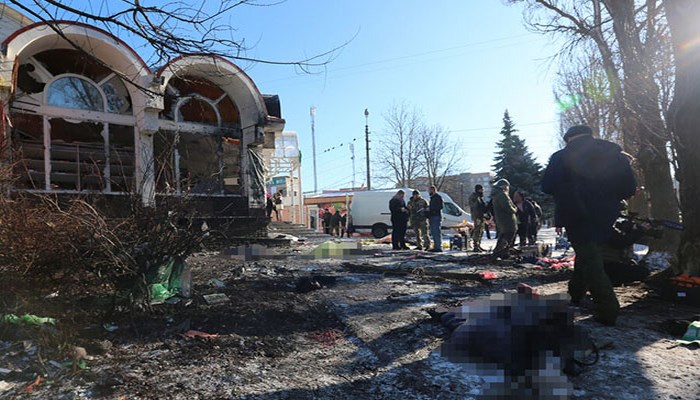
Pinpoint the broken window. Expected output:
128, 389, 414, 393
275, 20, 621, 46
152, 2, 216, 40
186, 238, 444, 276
11, 112, 44, 189
157, 75, 241, 195
49, 118, 105, 191
108, 124, 135, 192
10, 49, 135, 193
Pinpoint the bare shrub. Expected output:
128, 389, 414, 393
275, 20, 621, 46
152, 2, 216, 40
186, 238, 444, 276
0, 163, 204, 309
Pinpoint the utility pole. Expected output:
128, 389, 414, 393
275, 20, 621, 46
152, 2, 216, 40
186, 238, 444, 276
310, 106, 317, 193
364, 108, 371, 190
349, 142, 356, 189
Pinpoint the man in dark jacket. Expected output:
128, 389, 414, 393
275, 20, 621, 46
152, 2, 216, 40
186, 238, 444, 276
542, 125, 636, 326
513, 190, 537, 247
428, 185, 444, 252
389, 190, 410, 250
468, 184, 488, 251
321, 207, 332, 235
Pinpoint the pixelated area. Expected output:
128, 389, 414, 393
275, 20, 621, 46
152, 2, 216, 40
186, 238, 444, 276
305, 241, 371, 259
440, 292, 592, 398
222, 241, 374, 261
222, 244, 285, 261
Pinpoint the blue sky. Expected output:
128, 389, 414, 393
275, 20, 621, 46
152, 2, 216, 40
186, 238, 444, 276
229, 1, 566, 192
28, 0, 566, 193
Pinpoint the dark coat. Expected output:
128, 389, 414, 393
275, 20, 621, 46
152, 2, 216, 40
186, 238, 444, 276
330, 212, 341, 228
389, 196, 409, 224
428, 192, 444, 218
322, 211, 332, 227
541, 135, 636, 242
516, 199, 537, 227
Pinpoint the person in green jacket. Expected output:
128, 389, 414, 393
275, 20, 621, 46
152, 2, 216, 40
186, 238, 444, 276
468, 184, 488, 252
407, 190, 430, 250
491, 179, 517, 258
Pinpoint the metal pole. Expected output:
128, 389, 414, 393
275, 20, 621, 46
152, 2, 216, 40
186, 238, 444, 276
364, 108, 371, 190
310, 106, 317, 194
349, 142, 356, 189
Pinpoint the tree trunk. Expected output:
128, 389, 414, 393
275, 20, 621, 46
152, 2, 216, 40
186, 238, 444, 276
665, 0, 700, 276
604, 0, 680, 252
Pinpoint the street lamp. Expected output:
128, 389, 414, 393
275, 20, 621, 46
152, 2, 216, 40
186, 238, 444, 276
364, 108, 371, 190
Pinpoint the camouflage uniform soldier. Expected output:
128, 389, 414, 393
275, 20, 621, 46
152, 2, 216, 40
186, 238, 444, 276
407, 190, 430, 250
468, 184, 488, 252
491, 179, 518, 258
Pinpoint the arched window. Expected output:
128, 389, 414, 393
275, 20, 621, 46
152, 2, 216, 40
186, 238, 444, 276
11, 49, 136, 194
177, 96, 219, 126
157, 75, 242, 195
47, 76, 104, 111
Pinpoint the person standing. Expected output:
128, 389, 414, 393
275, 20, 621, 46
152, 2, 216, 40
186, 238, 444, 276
407, 190, 430, 250
338, 208, 348, 237
527, 197, 543, 244
265, 194, 275, 219
273, 192, 283, 221
513, 190, 537, 247
468, 184, 488, 252
389, 190, 410, 250
542, 125, 636, 326
428, 185, 444, 252
491, 179, 517, 258
330, 208, 341, 237
322, 207, 332, 234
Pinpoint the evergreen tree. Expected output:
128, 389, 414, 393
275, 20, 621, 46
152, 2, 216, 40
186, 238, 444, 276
492, 110, 547, 209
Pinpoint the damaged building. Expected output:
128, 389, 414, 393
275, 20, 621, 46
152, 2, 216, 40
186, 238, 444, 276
0, 5, 285, 235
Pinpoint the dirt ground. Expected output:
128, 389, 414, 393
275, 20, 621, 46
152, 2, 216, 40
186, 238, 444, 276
1, 228, 698, 400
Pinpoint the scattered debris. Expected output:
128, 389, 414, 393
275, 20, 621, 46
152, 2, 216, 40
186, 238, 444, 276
182, 330, 219, 340
480, 271, 498, 280
209, 278, 226, 288
202, 293, 230, 305
0, 381, 16, 393
295, 275, 337, 293
147, 256, 192, 303
537, 256, 575, 270
1, 313, 56, 326
24, 375, 42, 393
677, 321, 700, 346
309, 328, 344, 347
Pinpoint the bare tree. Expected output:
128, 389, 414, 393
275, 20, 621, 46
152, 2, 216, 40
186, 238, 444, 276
376, 102, 425, 188
554, 48, 620, 144
10, 1, 347, 90
419, 124, 460, 190
664, 0, 700, 276
512, 0, 680, 251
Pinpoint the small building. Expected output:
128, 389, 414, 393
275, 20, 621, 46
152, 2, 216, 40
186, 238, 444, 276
0, 6, 285, 235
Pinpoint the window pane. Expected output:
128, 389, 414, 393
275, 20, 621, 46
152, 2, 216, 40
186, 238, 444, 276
178, 98, 218, 125
178, 133, 221, 193
443, 202, 461, 216
11, 112, 45, 189
49, 118, 105, 191
109, 124, 135, 192
102, 76, 132, 114
47, 77, 104, 112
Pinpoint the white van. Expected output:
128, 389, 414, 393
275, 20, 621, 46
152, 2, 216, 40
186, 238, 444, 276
351, 188, 472, 238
